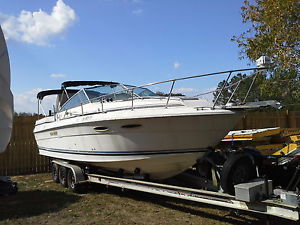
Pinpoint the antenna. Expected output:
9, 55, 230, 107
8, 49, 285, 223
256, 56, 272, 68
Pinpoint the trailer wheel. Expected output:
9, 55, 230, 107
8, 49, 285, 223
67, 169, 82, 193
51, 163, 60, 183
220, 153, 257, 195
58, 166, 68, 187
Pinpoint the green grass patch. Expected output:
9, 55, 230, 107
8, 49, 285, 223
0, 173, 295, 225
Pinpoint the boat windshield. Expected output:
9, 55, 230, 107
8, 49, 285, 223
85, 84, 130, 102
60, 90, 89, 111
85, 84, 156, 102
60, 84, 157, 111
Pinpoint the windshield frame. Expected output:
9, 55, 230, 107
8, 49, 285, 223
59, 89, 90, 112
58, 83, 157, 112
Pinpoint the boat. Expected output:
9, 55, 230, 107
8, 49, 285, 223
0, 26, 13, 153
34, 64, 279, 180
0, 26, 17, 195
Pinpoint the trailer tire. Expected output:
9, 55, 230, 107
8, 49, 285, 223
220, 153, 257, 195
58, 166, 68, 188
52, 163, 60, 183
67, 169, 82, 193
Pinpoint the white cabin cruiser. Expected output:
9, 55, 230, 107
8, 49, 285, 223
34, 65, 279, 180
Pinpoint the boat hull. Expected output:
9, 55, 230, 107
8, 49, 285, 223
35, 111, 242, 179
0, 26, 13, 153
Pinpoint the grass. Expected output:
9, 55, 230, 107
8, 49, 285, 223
0, 173, 297, 225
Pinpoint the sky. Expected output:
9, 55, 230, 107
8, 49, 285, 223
0, 0, 254, 113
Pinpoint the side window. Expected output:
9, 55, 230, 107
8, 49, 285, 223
85, 85, 131, 102
125, 85, 156, 97
60, 90, 88, 111
134, 88, 156, 97
85, 90, 104, 100
114, 91, 132, 100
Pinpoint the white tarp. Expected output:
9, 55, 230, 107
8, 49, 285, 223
0, 26, 13, 153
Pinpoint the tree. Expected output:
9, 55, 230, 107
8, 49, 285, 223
232, 0, 299, 72
215, 0, 300, 108
214, 70, 300, 109
213, 73, 266, 105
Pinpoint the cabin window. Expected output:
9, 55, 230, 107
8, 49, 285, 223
125, 85, 156, 97
86, 85, 132, 102
60, 90, 89, 111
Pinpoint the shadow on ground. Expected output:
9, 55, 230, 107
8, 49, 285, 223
93, 184, 296, 225
0, 190, 81, 220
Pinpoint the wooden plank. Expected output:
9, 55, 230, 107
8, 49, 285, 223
13, 116, 21, 174
19, 116, 25, 174
24, 116, 30, 173
26, 116, 34, 174
17, 116, 24, 174
30, 116, 37, 174
239, 111, 288, 129
5, 124, 15, 175
7, 117, 15, 175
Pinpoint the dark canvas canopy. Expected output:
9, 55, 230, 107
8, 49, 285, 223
61, 81, 119, 89
37, 89, 79, 100
38, 81, 120, 100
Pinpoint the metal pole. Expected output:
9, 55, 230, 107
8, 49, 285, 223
166, 80, 176, 108
243, 72, 258, 103
41, 104, 46, 116
101, 98, 104, 112
37, 100, 40, 118
52, 105, 56, 120
63, 87, 69, 99
226, 80, 242, 105
136, 67, 267, 90
213, 72, 232, 109
131, 89, 134, 110
82, 89, 91, 103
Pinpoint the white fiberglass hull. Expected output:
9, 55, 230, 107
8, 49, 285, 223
0, 26, 13, 153
34, 107, 241, 179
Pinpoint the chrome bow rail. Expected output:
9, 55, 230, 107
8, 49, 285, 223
89, 67, 268, 111
38, 66, 269, 116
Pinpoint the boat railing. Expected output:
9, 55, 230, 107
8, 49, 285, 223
86, 66, 269, 112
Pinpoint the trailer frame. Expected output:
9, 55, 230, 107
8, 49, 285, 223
52, 159, 300, 221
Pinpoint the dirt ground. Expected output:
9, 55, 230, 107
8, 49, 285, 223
0, 173, 297, 225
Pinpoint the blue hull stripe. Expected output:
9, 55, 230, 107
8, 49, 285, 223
38, 146, 207, 156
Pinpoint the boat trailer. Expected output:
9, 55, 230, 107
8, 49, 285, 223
51, 159, 300, 221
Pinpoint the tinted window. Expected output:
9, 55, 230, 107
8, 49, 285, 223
125, 85, 156, 97
60, 90, 89, 111
86, 85, 131, 101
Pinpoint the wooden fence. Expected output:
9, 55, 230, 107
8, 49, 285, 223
1, 111, 300, 176
0, 116, 49, 176
233, 110, 300, 130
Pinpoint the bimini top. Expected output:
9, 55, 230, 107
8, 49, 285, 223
61, 81, 119, 89
38, 81, 120, 100
37, 89, 79, 100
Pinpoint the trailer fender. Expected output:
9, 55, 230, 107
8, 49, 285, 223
220, 152, 257, 195
52, 160, 86, 184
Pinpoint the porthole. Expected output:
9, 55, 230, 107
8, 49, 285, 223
94, 126, 110, 132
